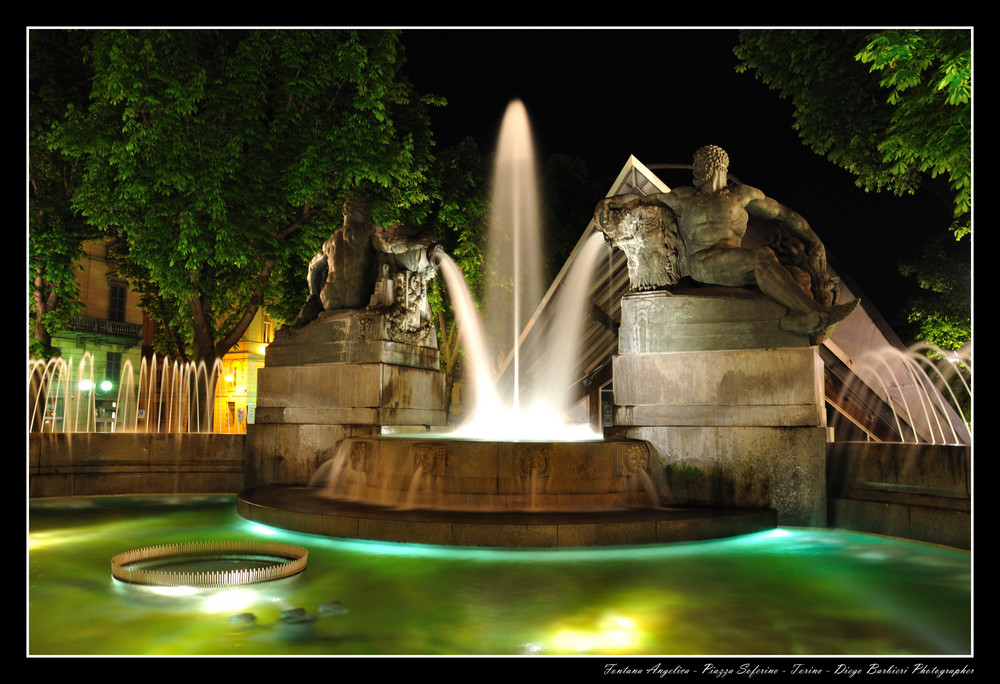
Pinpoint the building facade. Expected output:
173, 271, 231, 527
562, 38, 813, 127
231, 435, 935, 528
41, 241, 146, 432
34, 240, 273, 433
213, 311, 273, 434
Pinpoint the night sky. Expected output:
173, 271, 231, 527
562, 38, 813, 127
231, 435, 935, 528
400, 27, 954, 331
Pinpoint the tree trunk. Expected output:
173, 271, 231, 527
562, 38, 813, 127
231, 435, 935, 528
187, 296, 221, 432
31, 271, 57, 357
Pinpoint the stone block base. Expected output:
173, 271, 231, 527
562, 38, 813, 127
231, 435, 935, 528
619, 288, 809, 353
320, 437, 659, 511
255, 362, 447, 427
609, 291, 830, 526
827, 442, 970, 548
613, 346, 825, 427
265, 310, 440, 369
247, 311, 448, 487
29, 433, 245, 496
244, 423, 380, 488
610, 425, 828, 527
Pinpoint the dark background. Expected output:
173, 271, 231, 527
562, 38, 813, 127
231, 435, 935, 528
401, 27, 953, 328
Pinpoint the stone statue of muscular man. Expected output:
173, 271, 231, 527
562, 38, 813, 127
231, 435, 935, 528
595, 145, 857, 343
294, 195, 442, 334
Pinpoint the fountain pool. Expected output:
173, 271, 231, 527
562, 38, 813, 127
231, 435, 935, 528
29, 495, 971, 656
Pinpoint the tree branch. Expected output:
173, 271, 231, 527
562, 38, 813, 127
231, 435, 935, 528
214, 255, 278, 357
275, 201, 313, 240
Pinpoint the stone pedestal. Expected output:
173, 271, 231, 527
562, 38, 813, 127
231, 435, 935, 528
608, 289, 829, 526
245, 310, 447, 487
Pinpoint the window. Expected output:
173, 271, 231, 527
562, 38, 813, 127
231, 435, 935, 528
262, 312, 274, 344
108, 282, 127, 322
106, 351, 122, 384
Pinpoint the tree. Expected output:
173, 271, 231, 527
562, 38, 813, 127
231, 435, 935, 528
734, 29, 969, 237
898, 233, 971, 351
855, 30, 970, 239
28, 30, 97, 358
55, 29, 437, 369
734, 29, 971, 349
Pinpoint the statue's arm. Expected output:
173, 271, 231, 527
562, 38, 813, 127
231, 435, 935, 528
647, 190, 685, 212
306, 250, 328, 295
372, 225, 438, 254
744, 187, 827, 272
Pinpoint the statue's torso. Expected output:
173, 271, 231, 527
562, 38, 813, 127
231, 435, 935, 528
323, 223, 377, 310
674, 188, 749, 254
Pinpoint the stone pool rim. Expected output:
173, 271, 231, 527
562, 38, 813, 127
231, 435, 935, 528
238, 484, 777, 548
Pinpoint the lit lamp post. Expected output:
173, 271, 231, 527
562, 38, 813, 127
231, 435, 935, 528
97, 379, 116, 432
76, 379, 94, 432
81, 378, 117, 432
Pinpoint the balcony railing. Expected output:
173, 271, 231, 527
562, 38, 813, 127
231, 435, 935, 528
71, 315, 142, 338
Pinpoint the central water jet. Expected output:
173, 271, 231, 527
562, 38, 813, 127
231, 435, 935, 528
450, 99, 604, 441
486, 99, 542, 414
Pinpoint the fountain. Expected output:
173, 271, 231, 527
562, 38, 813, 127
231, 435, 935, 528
26, 102, 971, 656
236, 102, 967, 543
27, 99, 966, 548
29, 352, 228, 434
239, 102, 783, 546
831, 342, 970, 445
29, 352, 249, 498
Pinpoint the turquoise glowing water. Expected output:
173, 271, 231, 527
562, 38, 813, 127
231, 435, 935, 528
28, 495, 970, 656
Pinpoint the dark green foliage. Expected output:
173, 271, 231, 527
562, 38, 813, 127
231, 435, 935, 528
736, 30, 895, 193
734, 29, 971, 349
29, 30, 98, 358
898, 234, 971, 351
734, 29, 969, 237
49, 29, 437, 365
856, 30, 971, 239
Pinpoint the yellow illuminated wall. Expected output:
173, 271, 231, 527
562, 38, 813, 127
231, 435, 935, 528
213, 310, 273, 434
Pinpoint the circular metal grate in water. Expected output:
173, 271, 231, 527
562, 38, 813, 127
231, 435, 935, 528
111, 540, 308, 587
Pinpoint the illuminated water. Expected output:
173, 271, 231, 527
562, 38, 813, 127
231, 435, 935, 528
431, 99, 606, 442
836, 342, 971, 444
28, 496, 970, 656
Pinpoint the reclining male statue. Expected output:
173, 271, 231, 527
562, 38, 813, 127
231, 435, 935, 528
594, 145, 857, 343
